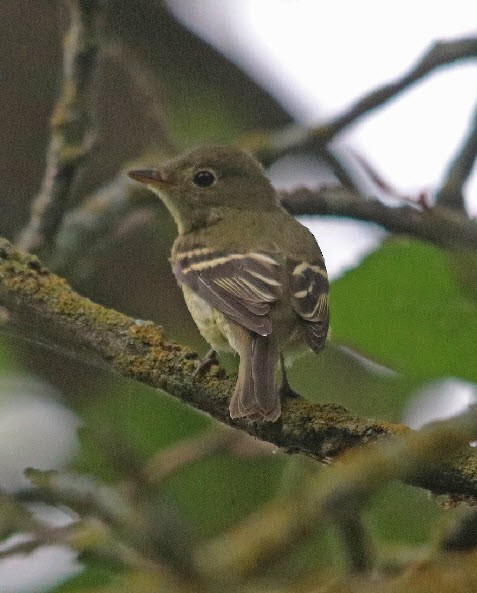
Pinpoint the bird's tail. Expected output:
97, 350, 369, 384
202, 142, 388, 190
229, 333, 280, 422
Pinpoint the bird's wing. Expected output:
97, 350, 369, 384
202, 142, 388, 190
172, 248, 282, 336
289, 259, 329, 352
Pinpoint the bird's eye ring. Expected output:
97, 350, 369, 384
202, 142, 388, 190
193, 169, 216, 188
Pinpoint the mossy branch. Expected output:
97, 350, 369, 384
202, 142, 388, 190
1, 237, 477, 499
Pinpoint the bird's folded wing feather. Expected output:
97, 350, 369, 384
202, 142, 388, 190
172, 248, 282, 336
289, 259, 330, 352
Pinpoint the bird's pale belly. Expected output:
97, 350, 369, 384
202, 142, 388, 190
181, 285, 309, 366
181, 285, 235, 353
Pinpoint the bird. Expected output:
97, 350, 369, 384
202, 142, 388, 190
128, 145, 329, 422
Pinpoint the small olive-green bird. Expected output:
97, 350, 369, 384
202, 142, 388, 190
128, 146, 329, 422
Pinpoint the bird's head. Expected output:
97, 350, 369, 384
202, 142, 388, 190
128, 145, 277, 213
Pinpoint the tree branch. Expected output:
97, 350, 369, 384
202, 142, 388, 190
18, 0, 100, 255
50, 174, 157, 277
44, 174, 477, 284
249, 36, 477, 162
280, 186, 477, 251
435, 101, 477, 211
320, 37, 477, 142
1, 237, 477, 499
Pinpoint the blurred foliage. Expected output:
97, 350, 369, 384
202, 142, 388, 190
0, 2, 476, 593
332, 239, 477, 383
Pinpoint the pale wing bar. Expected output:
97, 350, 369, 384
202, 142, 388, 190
173, 248, 282, 336
290, 259, 329, 352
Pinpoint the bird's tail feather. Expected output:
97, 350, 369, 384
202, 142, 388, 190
229, 333, 280, 421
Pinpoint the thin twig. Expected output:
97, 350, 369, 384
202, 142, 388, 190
280, 186, 477, 251
320, 37, 477, 141
435, 102, 477, 211
249, 36, 477, 162
0, 525, 75, 560
49, 173, 158, 277
1, 238, 477, 500
0, 517, 180, 581
25, 468, 200, 579
18, 0, 100, 255
145, 426, 271, 483
145, 428, 237, 483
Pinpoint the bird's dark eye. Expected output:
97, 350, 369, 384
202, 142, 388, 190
193, 169, 216, 187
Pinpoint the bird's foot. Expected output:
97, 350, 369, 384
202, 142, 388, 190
194, 349, 219, 378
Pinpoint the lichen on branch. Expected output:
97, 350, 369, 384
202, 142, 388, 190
1, 237, 477, 499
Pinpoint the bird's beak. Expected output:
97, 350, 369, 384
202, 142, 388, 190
127, 168, 174, 187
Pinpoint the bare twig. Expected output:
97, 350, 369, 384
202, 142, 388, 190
435, 102, 477, 211
18, 0, 100, 255
25, 468, 138, 529
320, 37, 477, 141
248, 36, 477, 162
145, 428, 238, 483
1, 238, 477, 501
280, 186, 477, 251
25, 468, 200, 580
145, 426, 272, 483
50, 173, 158, 277
47, 171, 477, 282
0, 517, 181, 583
0, 525, 77, 560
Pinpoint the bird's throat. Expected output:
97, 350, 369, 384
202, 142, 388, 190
156, 191, 233, 234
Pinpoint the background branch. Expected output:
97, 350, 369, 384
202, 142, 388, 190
435, 101, 477, 211
249, 36, 477, 162
319, 36, 477, 142
43, 173, 477, 283
50, 173, 157, 277
280, 186, 477, 250
17, 0, 100, 256
201, 406, 477, 580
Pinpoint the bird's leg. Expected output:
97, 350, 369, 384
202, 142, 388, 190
278, 353, 300, 399
194, 349, 219, 377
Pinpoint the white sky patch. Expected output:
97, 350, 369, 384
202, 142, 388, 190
300, 217, 386, 280
403, 378, 477, 429
0, 375, 80, 492
0, 543, 81, 593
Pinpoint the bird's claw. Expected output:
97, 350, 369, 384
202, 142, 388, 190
194, 349, 219, 378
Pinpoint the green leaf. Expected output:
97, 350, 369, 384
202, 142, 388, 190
165, 452, 284, 538
330, 239, 477, 382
